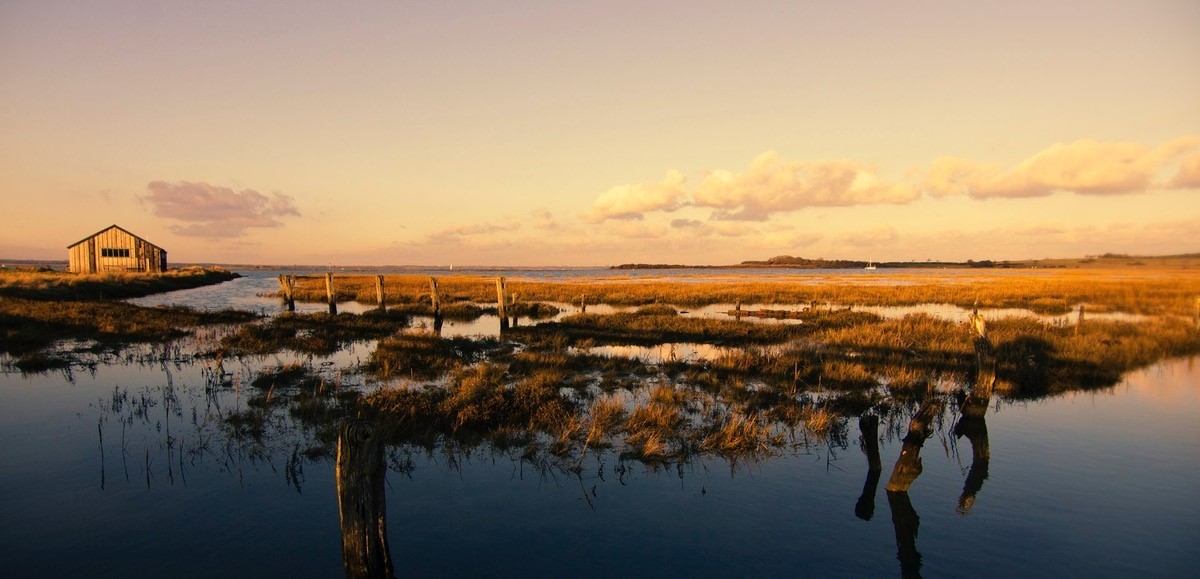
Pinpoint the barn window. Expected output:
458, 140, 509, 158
101, 248, 130, 258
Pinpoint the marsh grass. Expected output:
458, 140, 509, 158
0, 267, 239, 301
0, 296, 256, 357
218, 309, 409, 357
368, 334, 501, 381
285, 269, 1200, 315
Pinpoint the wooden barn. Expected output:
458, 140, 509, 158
67, 225, 168, 274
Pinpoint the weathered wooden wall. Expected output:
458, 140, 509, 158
68, 226, 167, 274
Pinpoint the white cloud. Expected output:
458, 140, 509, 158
693, 151, 920, 220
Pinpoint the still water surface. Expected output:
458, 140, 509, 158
3, 270, 1198, 577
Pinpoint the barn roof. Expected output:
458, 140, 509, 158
67, 224, 164, 250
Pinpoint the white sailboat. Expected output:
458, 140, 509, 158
864, 261, 877, 270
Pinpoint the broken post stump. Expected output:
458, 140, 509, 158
278, 275, 296, 311
336, 419, 394, 579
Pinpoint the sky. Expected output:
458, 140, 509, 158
1, 0, 1198, 266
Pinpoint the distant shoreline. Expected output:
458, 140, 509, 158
3, 252, 1197, 272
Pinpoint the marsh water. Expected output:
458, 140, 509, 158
3, 270, 1199, 578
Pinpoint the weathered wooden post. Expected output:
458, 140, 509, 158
855, 414, 882, 521
1075, 304, 1085, 336
735, 299, 742, 321
580, 294, 587, 313
496, 277, 508, 331
336, 419, 394, 579
325, 273, 338, 315
278, 275, 296, 312
375, 275, 386, 310
510, 293, 519, 328
1193, 296, 1199, 329
885, 396, 944, 493
429, 277, 441, 317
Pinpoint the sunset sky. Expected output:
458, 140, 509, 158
2, 0, 1198, 266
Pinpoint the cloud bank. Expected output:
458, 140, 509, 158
142, 181, 300, 238
923, 137, 1200, 198
584, 136, 1200, 223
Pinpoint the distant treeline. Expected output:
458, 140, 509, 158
740, 255, 868, 268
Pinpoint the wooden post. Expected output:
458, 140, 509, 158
375, 275, 385, 309
1075, 304, 1085, 336
735, 300, 742, 321
429, 277, 441, 317
580, 294, 587, 313
278, 275, 295, 312
496, 277, 508, 330
855, 415, 882, 521
326, 273, 337, 315
336, 419, 394, 579
964, 319, 996, 419
1193, 296, 1199, 329
510, 293, 519, 327
885, 396, 944, 493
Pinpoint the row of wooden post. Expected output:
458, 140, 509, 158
279, 274, 522, 330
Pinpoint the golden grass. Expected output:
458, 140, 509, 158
0, 266, 239, 300
282, 269, 1200, 316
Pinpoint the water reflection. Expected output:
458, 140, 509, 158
5, 278, 1200, 577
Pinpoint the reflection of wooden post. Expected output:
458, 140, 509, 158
429, 277, 441, 317
954, 415, 990, 515
954, 324, 994, 514
855, 415, 882, 521
375, 275, 385, 309
278, 275, 295, 312
885, 397, 944, 492
496, 277, 508, 330
326, 273, 337, 315
886, 490, 923, 579
336, 420, 394, 579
